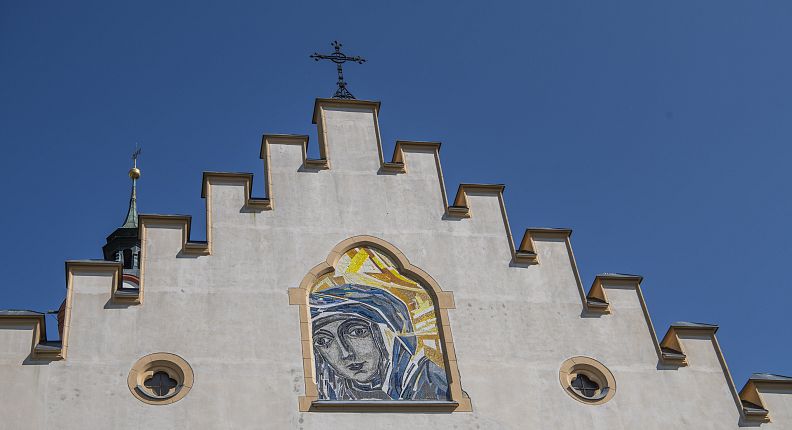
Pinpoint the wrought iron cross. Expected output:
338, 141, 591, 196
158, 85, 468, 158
310, 41, 366, 99
131, 146, 141, 166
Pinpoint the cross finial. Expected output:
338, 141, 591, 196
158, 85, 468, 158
131, 145, 141, 170
310, 40, 366, 99
129, 145, 141, 179
122, 146, 141, 228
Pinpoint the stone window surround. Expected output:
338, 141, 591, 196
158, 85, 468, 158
127, 352, 194, 405
288, 235, 472, 412
559, 356, 617, 405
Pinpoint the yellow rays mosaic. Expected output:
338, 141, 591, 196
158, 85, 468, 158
312, 246, 445, 369
310, 246, 449, 400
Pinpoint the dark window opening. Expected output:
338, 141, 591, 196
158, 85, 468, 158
571, 374, 599, 398
123, 249, 133, 269
144, 371, 178, 397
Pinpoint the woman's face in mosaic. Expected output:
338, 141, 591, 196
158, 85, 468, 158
313, 317, 383, 384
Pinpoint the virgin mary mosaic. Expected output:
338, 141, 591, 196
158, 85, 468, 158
309, 246, 450, 401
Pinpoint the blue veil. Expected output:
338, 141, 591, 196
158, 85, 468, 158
310, 283, 449, 400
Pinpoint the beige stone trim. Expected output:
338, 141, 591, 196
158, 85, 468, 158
578, 273, 759, 421
383, 140, 442, 173
739, 380, 771, 423
736, 376, 792, 423
290, 235, 471, 412
586, 278, 609, 312
311, 99, 432, 174
138, 219, 149, 304
127, 352, 194, 405
62, 261, 125, 359
581, 274, 670, 366
311, 98, 381, 125
740, 380, 766, 418
260, 134, 329, 176
3, 98, 785, 422
445, 183, 540, 268
0, 314, 58, 361
284, 96, 559, 274
711, 334, 747, 420
309, 101, 451, 187
515, 228, 572, 265
0, 261, 126, 361
658, 324, 719, 367
515, 231, 539, 264
390, 140, 440, 163
132, 170, 268, 307
136, 214, 211, 308
557, 230, 589, 311
125, 100, 551, 297
584, 274, 642, 314
202, 171, 272, 210
137, 171, 267, 267
658, 327, 689, 365
657, 323, 745, 419
311, 99, 380, 172
559, 356, 617, 405
139, 215, 210, 256
59, 269, 74, 360
446, 183, 505, 218
581, 275, 709, 370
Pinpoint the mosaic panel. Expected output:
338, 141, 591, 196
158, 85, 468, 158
310, 246, 450, 401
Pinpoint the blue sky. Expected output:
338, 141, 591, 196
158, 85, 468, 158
1, 1, 790, 387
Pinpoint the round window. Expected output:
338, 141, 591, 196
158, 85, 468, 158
559, 356, 616, 405
128, 353, 193, 405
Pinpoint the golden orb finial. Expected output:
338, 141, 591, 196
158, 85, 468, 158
129, 146, 142, 179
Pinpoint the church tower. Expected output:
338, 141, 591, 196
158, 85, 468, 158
101, 151, 141, 289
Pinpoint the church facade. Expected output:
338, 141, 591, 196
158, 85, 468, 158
1, 98, 790, 429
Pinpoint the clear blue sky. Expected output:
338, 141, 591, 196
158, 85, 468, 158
1, 1, 790, 386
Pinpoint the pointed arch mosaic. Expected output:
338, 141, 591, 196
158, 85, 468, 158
311, 246, 448, 401
289, 236, 471, 411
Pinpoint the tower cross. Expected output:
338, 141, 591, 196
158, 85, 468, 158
131, 147, 141, 169
122, 146, 142, 229
310, 41, 366, 99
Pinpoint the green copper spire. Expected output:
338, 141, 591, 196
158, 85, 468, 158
121, 148, 141, 228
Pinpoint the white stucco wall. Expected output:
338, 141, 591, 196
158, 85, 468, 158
0, 99, 788, 429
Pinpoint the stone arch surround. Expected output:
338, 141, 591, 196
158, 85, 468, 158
288, 235, 472, 412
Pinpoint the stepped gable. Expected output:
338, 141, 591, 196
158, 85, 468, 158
1, 97, 790, 429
